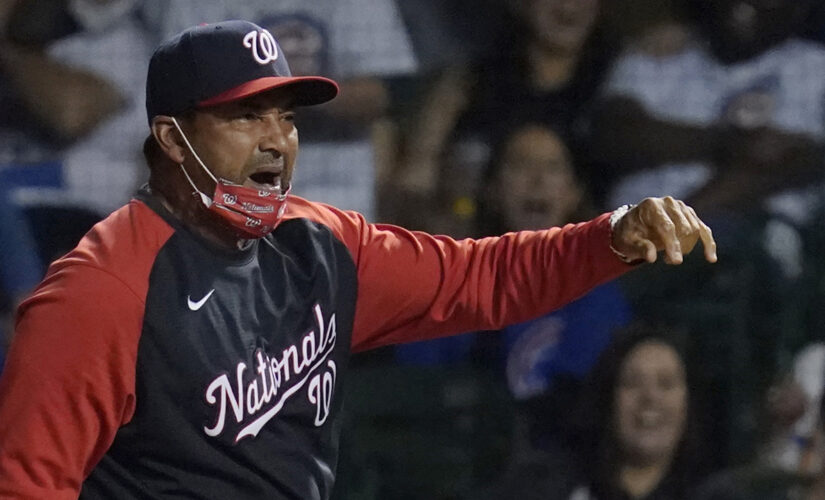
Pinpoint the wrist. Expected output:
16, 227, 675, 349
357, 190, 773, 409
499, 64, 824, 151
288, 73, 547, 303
609, 204, 636, 264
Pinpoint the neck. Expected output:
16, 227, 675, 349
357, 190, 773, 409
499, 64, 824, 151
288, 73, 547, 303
526, 41, 580, 90
149, 171, 247, 251
618, 460, 671, 499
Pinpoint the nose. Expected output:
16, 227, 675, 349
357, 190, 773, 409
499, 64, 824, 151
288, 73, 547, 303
533, 169, 551, 187
532, 165, 561, 189
634, 380, 662, 404
258, 113, 292, 157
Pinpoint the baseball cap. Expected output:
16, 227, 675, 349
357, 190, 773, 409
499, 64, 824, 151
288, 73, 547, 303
145, 20, 339, 123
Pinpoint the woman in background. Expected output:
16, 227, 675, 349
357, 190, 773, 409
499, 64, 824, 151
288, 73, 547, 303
567, 324, 707, 500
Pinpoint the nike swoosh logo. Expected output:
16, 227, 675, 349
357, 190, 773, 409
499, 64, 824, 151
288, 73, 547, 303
187, 289, 215, 311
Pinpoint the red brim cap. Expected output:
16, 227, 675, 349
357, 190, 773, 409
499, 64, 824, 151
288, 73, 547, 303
198, 76, 339, 108
146, 21, 342, 122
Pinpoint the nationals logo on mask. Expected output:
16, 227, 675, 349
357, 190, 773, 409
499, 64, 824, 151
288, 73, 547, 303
171, 117, 289, 239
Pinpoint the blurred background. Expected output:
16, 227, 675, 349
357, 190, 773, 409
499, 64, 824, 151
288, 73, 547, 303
3, 0, 825, 498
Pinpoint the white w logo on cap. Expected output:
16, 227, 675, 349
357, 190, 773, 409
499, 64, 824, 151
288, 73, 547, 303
243, 29, 279, 65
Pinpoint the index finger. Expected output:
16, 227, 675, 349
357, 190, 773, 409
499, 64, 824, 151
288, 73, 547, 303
650, 203, 683, 264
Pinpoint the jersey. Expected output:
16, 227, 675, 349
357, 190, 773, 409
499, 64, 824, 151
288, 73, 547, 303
0, 187, 630, 499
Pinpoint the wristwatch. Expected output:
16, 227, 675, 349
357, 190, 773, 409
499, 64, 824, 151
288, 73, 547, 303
609, 204, 636, 263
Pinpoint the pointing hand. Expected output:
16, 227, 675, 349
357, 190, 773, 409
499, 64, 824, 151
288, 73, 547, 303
610, 197, 717, 265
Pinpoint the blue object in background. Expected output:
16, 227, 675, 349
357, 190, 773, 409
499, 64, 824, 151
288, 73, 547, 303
0, 161, 63, 297
0, 161, 63, 189
0, 161, 63, 375
503, 282, 631, 400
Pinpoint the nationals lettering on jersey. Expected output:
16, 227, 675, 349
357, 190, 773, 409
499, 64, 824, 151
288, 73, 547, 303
74, 193, 360, 499
204, 303, 338, 442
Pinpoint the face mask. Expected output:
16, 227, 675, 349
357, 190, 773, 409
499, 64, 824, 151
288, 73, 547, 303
171, 117, 290, 239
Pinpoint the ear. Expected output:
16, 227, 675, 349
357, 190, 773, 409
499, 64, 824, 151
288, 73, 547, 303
151, 115, 187, 164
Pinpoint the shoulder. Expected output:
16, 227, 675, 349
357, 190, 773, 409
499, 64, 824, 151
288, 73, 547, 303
693, 465, 804, 500
281, 195, 367, 246
44, 199, 175, 302
12, 200, 177, 374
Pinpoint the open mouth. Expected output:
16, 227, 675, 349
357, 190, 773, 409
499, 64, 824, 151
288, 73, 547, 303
635, 409, 665, 428
247, 170, 282, 191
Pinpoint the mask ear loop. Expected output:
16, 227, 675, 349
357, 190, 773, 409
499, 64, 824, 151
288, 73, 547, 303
171, 116, 218, 207
178, 161, 213, 208
171, 116, 218, 183
171, 116, 292, 200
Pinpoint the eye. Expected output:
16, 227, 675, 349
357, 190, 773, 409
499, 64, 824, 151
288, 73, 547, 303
242, 112, 262, 121
281, 111, 296, 122
619, 374, 642, 390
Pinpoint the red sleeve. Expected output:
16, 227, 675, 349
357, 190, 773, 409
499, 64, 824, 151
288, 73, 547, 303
0, 201, 169, 499
0, 268, 143, 499
286, 198, 632, 352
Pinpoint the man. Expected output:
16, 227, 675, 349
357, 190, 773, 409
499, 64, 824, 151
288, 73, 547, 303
0, 20, 716, 500
139, 0, 419, 220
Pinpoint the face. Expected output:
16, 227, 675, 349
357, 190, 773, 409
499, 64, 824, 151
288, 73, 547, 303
178, 88, 299, 196
522, 0, 599, 53
697, 0, 811, 62
613, 341, 688, 467
497, 125, 583, 230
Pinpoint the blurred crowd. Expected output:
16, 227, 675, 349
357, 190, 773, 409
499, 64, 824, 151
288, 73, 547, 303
3, 0, 825, 498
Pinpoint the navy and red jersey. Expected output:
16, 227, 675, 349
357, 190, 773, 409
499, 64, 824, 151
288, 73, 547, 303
0, 188, 630, 499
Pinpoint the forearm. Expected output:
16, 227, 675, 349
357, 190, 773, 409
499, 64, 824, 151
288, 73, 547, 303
0, 42, 123, 141
350, 214, 631, 351
589, 97, 718, 171
692, 131, 825, 211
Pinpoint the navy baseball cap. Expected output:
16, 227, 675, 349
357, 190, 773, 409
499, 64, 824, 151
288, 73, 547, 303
145, 20, 339, 123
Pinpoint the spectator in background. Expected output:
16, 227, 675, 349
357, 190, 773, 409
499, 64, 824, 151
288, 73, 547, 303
694, 343, 825, 500
586, 1, 825, 391
396, 122, 631, 457
475, 122, 596, 236
568, 325, 706, 499
587, 0, 825, 458
381, 0, 615, 236
480, 324, 707, 499
589, 0, 825, 223
3, 0, 149, 215
479, 122, 633, 458
759, 343, 825, 475
140, 0, 417, 221
0, 0, 128, 151
0, 0, 125, 371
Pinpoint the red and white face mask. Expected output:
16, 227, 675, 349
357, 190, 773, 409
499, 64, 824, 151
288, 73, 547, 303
171, 117, 289, 239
